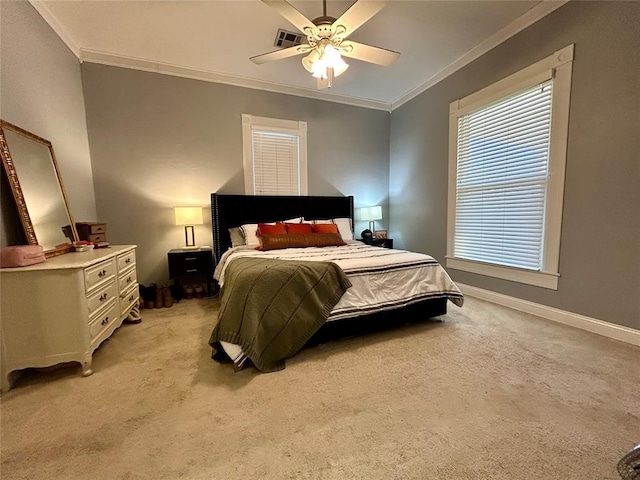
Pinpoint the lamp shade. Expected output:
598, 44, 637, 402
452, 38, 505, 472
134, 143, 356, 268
359, 206, 382, 222
174, 207, 203, 226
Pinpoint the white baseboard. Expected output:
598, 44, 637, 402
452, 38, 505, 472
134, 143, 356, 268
457, 283, 640, 347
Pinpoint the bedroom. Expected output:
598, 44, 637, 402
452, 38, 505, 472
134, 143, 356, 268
1, 0, 639, 478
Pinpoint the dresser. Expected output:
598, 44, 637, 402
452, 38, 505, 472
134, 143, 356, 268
0, 245, 139, 392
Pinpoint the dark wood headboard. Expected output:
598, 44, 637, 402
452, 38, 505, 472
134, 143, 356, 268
211, 193, 354, 263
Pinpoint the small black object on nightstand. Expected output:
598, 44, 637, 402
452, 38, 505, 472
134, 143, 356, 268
359, 238, 393, 249
168, 247, 214, 296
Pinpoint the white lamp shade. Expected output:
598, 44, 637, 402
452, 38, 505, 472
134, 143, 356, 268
303, 45, 349, 79
359, 206, 383, 221
174, 206, 203, 226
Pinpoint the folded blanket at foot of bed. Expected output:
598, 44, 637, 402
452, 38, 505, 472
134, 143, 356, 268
209, 257, 352, 372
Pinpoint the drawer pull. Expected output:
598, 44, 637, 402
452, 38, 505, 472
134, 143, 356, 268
126, 276, 132, 283
98, 269, 107, 278
186, 268, 198, 273
101, 316, 110, 326
125, 258, 131, 264
99, 293, 108, 302
185, 257, 197, 261
129, 294, 135, 302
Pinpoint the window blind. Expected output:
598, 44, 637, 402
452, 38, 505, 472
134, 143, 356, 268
252, 130, 300, 195
454, 80, 553, 271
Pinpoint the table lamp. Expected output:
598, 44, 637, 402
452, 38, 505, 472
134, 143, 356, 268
359, 205, 382, 232
174, 206, 203, 249
357, 205, 382, 240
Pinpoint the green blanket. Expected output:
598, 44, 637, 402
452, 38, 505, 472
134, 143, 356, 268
209, 257, 352, 372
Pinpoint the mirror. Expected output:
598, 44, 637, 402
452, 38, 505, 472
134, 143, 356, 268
0, 120, 78, 257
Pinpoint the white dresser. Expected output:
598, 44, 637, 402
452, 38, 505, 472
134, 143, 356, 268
0, 245, 139, 391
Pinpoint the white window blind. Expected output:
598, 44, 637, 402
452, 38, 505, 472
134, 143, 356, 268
252, 130, 300, 195
454, 80, 553, 271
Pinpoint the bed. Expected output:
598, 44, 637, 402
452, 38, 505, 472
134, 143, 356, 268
210, 193, 463, 371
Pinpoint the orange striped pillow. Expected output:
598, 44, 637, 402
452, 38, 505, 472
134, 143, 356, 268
258, 233, 346, 251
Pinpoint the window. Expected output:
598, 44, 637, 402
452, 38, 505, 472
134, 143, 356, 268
446, 45, 574, 290
242, 114, 307, 196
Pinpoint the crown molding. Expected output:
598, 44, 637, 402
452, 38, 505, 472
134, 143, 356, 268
390, 0, 570, 111
28, 0, 81, 58
29, 0, 569, 113
79, 49, 392, 112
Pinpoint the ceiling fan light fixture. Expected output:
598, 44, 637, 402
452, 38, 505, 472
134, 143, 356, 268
254, 0, 398, 90
303, 44, 348, 80
302, 49, 320, 73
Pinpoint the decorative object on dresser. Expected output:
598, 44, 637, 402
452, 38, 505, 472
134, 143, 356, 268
168, 247, 214, 297
174, 206, 204, 249
63, 222, 108, 245
0, 245, 139, 392
0, 245, 46, 267
0, 120, 79, 257
76, 222, 107, 243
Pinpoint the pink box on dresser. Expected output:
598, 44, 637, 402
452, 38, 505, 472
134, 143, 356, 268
0, 245, 45, 268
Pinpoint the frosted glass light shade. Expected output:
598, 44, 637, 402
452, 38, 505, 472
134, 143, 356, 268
174, 206, 203, 226
359, 206, 382, 221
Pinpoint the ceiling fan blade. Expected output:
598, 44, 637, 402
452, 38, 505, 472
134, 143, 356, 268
250, 45, 307, 65
339, 40, 400, 67
262, 0, 316, 35
331, 0, 389, 38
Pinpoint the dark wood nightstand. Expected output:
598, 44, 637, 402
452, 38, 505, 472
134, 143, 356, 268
359, 238, 393, 249
168, 247, 214, 296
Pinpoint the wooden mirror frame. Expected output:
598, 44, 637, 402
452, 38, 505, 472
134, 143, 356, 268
0, 120, 79, 258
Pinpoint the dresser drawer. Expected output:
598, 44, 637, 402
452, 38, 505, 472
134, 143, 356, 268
117, 250, 136, 271
120, 282, 139, 317
85, 259, 116, 292
87, 280, 117, 317
88, 299, 118, 342
118, 266, 137, 292
88, 233, 107, 243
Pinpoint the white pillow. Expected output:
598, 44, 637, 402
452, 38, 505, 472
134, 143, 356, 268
304, 217, 354, 242
239, 217, 302, 247
228, 227, 245, 248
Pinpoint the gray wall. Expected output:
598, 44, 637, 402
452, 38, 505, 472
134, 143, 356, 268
390, 1, 640, 329
82, 64, 390, 285
0, 0, 97, 247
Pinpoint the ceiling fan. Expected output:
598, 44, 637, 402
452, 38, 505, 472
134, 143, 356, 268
251, 0, 400, 89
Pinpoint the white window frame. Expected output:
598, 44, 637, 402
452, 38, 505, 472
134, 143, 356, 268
446, 44, 574, 290
242, 114, 308, 196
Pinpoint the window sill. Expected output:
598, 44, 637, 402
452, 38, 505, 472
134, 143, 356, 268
445, 256, 559, 290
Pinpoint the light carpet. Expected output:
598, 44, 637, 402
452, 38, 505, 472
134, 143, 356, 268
1, 296, 638, 480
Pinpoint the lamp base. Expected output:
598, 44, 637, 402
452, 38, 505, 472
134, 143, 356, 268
181, 245, 200, 250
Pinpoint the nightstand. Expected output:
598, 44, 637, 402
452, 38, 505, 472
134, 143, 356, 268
359, 238, 393, 249
168, 247, 214, 296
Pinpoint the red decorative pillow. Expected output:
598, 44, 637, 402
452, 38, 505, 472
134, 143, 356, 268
311, 223, 339, 234
258, 233, 346, 251
285, 222, 313, 235
257, 222, 287, 236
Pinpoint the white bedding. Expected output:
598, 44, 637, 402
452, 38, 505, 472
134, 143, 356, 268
215, 242, 463, 364
216, 241, 463, 316
214, 241, 464, 367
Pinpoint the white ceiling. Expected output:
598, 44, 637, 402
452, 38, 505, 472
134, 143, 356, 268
32, 0, 566, 110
